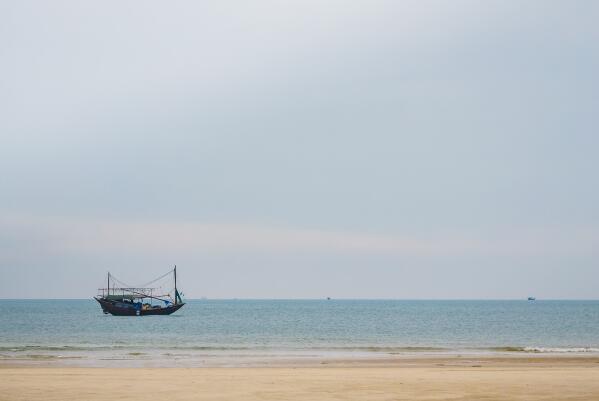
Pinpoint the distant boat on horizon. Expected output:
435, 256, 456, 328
94, 266, 185, 316
528, 296, 536, 301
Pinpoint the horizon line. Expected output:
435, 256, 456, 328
1, 298, 598, 301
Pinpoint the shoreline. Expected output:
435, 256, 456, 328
3, 350, 599, 368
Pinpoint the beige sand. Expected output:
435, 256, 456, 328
2, 357, 599, 401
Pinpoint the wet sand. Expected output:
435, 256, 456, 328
2, 356, 599, 401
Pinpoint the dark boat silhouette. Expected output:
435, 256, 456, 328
94, 266, 185, 316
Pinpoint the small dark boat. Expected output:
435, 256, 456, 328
95, 266, 185, 316
528, 296, 536, 301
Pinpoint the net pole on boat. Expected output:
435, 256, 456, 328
174, 265, 177, 305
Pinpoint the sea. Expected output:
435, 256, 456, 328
1, 299, 598, 366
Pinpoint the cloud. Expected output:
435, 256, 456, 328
1, 215, 597, 265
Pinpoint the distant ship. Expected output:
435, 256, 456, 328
94, 266, 184, 316
527, 296, 536, 301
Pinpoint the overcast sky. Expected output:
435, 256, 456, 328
1, 0, 598, 299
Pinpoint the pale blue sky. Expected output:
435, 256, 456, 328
1, 0, 598, 298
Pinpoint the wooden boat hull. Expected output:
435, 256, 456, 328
94, 297, 184, 316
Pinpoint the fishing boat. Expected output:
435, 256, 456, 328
528, 296, 536, 301
94, 266, 185, 316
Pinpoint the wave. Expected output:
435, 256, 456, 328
3, 345, 599, 354
0, 345, 128, 352
522, 347, 599, 353
0, 354, 84, 360
489, 346, 599, 353
0, 345, 446, 353
343, 346, 446, 353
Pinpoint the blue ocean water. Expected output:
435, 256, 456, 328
1, 300, 598, 365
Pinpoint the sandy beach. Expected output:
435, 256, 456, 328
2, 356, 599, 401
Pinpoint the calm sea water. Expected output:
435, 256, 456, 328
1, 300, 598, 365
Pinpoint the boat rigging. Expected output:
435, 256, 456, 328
94, 266, 185, 316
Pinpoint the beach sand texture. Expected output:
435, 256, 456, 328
2, 358, 599, 401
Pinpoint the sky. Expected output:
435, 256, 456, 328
1, 0, 598, 299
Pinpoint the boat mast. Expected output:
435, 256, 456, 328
174, 265, 177, 305
107, 272, 110, 297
